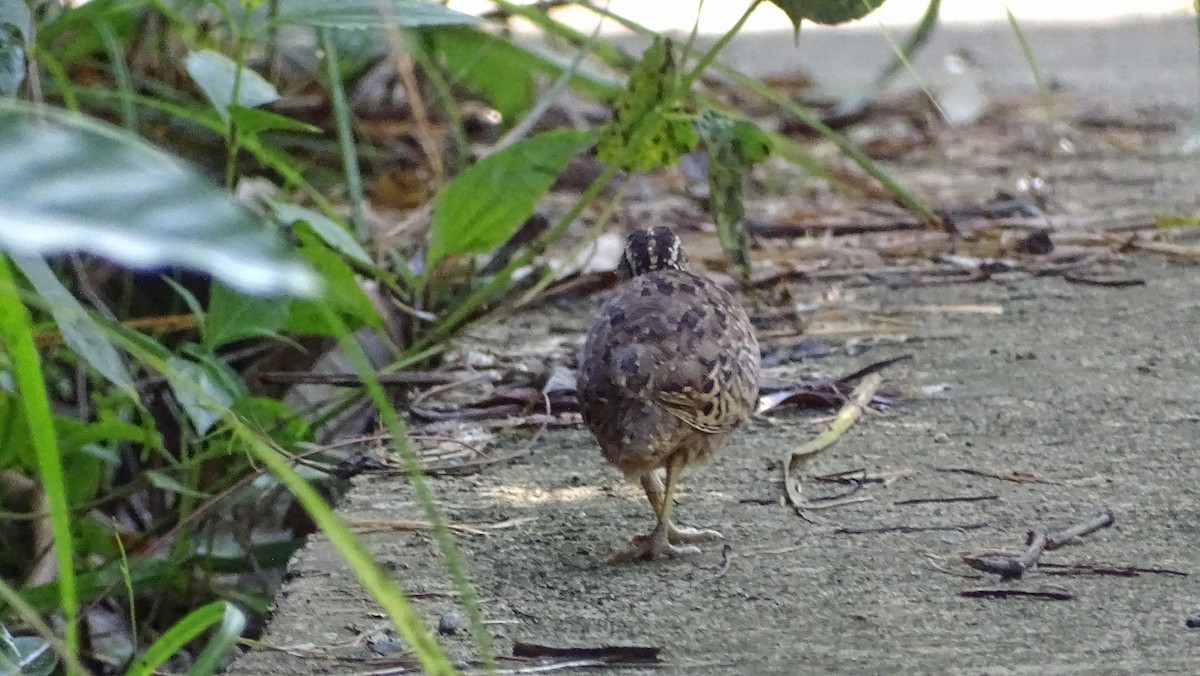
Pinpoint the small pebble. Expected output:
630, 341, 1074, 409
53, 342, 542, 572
933, 432, 950, 444
438, 610, 465, 636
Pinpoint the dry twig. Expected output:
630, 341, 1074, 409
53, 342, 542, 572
962, 509, 1116, 579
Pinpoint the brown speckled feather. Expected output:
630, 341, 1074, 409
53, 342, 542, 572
578, 239, 759, 477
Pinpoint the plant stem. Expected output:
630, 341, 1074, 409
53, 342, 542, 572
682, 0, 758, 90
321, 29, 369, 242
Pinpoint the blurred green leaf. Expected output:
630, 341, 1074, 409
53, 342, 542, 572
234, 396, 311, 448
430, 27, 534, 124
0, 256, 79, 658
0, 101, 318, 297
57, 406, 162, 456
0, 627, 56, 676
275, 0, 480, 29
165, 353, 243, 435
596, 37, 697, 171
0, 0, 30, 97
126, 601, 240, 676
0, 0, 31, 41
12, 255, 134, 393
769, 0, 888, 29
62, 451, 107, 508
285, 225, 381, 334
696, 109, 773, 280
427, 129, 593, 268
186, 50, 278, 122
204, 282, 290, 348
0, 35, 21, 98
188, 603, 247, 675
0, 0, 25, 98
272, 202, 371, 265
0, 390, 31, 469
428, 26, 619, 121
227, 105, 320, 136
145, 470, 210, 499
20, 557, 183, 614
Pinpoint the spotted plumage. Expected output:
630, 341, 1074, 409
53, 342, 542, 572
577, 226, 760, 562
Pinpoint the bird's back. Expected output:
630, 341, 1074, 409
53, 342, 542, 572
578, 269, 759, 473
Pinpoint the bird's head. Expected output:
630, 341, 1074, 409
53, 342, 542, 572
617, 226, 689, 279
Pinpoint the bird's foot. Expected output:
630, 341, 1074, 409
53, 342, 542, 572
632, 522, 723, 546
606, 527, 702, 563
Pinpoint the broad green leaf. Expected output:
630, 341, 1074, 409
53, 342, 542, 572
769, 0, 888, 29
12, 255, 134, 393
595, 37, 697, 171
186, 50, 279, 122
0, 101, 318, 297
285, 225, 381, 334
57, 407, 161, 454
696, 109, 773, 280
61, 450, 107, 508
228, 105, 320, 136
275, 0, 480, 29
165, 354, 241, 435
427, 129, 593, 268
430, 26, 534, 124
272, 202, 371, 265
203, 281, 290, 348
427, 27, 620, 116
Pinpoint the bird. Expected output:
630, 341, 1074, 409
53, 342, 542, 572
577, 226, 760, 562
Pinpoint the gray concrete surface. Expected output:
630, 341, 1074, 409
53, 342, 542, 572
229, 15, 1200, 675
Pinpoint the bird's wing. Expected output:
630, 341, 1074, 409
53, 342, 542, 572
588, 271, 758, 435
608, 340, 750, 435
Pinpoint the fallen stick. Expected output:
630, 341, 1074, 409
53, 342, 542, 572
963, 510, 1116, 579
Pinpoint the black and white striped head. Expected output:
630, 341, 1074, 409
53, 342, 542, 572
617, 226, 689, 279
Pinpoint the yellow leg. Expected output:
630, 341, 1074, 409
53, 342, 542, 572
640, 471, 665, 518
608, 455, 722, 563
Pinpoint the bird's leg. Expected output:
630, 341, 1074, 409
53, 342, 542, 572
640, 469, 666, 517
634, 467, 721, 546
608, 456, 717, 562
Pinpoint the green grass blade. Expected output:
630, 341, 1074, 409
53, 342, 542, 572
188, 603, 247, 675
229, 416, 457, 674
320, 28, 368, 241
836, 0, 942, 116
126, 601, 226, 676
1005, 7, 1058, 148
0, 255, 79, 670
316, 302, 486, 669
